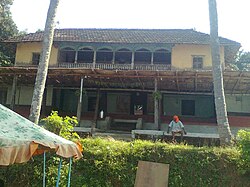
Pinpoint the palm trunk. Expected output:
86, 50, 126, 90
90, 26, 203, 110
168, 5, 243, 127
208, 0, 232, 145
29, 0, 60, 124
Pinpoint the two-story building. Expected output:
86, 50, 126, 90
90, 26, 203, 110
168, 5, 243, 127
1, 28, 250, 134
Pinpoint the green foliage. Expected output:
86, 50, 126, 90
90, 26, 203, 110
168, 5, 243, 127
237, 130, 250, 175
152, 91, 162, 100
1, 138, 249, 187
72, 139, 249, 187
41, 111, 80, 141
227, 50, 250, 71
0, 0, 18, 66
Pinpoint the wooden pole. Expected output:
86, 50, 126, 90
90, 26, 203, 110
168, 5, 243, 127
41, 88, 47, 117
154, 78, 160, 130
91, 88, 100, 135
77, 77, 84, 123
10, 75, 17, 110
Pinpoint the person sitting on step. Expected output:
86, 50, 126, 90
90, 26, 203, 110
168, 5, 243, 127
167, 115, 187, 142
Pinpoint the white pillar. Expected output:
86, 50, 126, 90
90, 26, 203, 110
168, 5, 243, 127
74, 50, 78, 63
151, 52, 154, 65
93, 50, 96, 69
131, 51, 135, 69
77, 77, 84, 123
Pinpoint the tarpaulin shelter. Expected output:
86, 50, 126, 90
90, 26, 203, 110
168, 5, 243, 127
0, 104, 83, 186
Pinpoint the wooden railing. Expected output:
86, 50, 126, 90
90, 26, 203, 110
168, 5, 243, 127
58, 62, 171, 71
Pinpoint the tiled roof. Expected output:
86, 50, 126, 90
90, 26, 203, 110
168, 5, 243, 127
8, 28, 240, 46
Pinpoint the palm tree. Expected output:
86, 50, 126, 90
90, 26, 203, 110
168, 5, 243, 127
29, 0, 60, 124
208, 0, 232, 145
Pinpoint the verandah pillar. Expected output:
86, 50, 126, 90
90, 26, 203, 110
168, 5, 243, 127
154, 78, 160, 130
10, 75, 17, 110
77, 77, 84, 123
91, 88, 100, 135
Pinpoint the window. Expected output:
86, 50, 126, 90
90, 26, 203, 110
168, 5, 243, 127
88, 96, 97, 112
193, 56, 203, 69
116, 95, 130, 114
78, 47, 94, 63
153, 49, 171, 65
58, 47, 75, 63
32, 53, 40, 65
134, 48, 151, 64
181, 100, 195, 116
115, 48, 132, 64
0, 89, 7, 104
96, 48, 113, 63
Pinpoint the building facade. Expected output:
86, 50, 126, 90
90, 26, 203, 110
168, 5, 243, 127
1, 28, 249, 134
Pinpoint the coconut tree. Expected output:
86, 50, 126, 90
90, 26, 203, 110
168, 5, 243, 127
29, 0, 60, 124
208, 0, 232, 145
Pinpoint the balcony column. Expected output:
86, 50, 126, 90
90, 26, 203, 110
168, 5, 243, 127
131, 51, 135, 69
74, 50, 78, 63
112, 51, 115, 64
151, 52, 154, 65
93, 50, 97, 69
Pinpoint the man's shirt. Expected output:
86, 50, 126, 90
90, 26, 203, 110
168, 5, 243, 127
169, 120, 184, 132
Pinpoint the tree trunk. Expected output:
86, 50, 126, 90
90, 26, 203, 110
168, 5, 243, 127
29, 0, 60, 124
208, 0, 232, 145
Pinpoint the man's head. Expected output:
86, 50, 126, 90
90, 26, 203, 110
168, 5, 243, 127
173, 115, 179, 122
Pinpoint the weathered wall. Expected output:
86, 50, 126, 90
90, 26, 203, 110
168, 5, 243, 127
226, 94, 250, 113
15, 42, 58, 66
163, 94, 215, 118
171, 44, 224, 69
6, 86, 53, 106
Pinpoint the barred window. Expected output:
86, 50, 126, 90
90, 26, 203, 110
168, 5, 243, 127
32, 53, 40, 65
193, 56, 203, 69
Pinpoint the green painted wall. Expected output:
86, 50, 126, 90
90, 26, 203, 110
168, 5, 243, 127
163, 94, 215, 118
61, 89, 78, 113
6, 86, 53, 106
226, 94, 250, 113
107, 93, 117, 113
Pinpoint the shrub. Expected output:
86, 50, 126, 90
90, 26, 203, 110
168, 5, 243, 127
1, 137, 250, 186
41, 111, 80, 141
71, 138, 249, 187
237, 130, 250, 175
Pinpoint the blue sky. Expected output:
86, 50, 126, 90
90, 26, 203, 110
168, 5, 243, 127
11, 0, 250, 51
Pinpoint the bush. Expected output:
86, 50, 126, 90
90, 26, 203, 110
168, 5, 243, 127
1, 138, 250, 186
71, 138, 249, 187
237, 130, 250, 175
41, 111, 80, 141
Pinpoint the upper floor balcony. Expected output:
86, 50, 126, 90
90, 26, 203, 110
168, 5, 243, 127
14, 44, 218, 71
